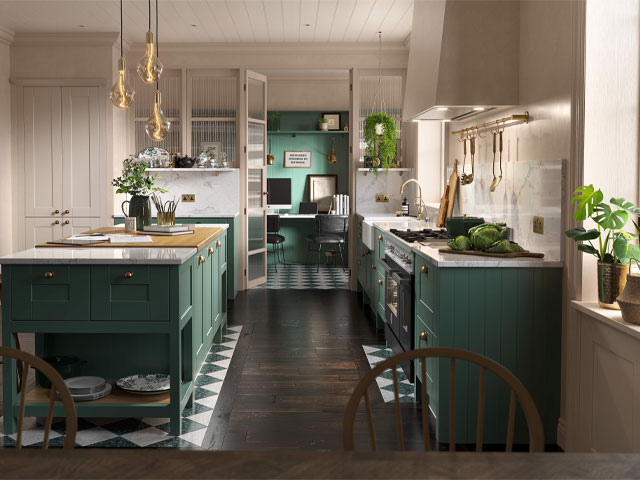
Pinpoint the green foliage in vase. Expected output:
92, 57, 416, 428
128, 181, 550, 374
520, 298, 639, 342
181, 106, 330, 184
112, 158, 167, 197
566, 184, 640, 264
363, 112, 398, 173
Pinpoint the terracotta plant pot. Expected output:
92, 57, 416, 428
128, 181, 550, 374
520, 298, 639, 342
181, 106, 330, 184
598, 262, 629, 310
617, 272, 640, 323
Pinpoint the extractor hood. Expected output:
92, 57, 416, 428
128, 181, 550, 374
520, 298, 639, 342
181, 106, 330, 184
403, 0, 520, 121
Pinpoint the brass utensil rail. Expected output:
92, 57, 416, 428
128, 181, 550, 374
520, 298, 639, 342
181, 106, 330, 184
451, 112, 530, 136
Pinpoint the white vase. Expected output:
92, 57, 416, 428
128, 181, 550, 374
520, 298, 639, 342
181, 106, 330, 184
319, 122, 329, 131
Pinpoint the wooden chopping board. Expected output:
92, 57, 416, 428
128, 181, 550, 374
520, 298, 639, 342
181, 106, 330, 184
37, 227, 224, 252
446, 159, 459, 219
438, 248, 544, 259
436, 185, 450, 227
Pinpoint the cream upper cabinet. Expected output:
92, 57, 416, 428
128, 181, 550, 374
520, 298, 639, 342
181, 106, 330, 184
24, 217, 63, 248
23, 87, 63, 218
61, 87, 101, 218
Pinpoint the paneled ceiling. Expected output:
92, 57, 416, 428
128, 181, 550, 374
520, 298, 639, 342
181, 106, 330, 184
0, 0, 414, 44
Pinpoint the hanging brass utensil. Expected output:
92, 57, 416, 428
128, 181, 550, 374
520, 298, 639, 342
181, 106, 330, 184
328, 138, 337, 164
267, 138, 274, 165
467, 135, 475, 184
460, 135, 469, 184
494, 127, 503, 189
489, 129, 498, 192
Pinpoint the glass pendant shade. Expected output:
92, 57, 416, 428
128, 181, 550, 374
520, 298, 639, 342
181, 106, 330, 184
110, 57, 135, 109
137, 30, 163, 84
145, 90, 170, 141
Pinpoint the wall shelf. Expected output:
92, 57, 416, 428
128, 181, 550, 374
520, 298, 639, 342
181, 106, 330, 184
357, 168, 412, 176
147, 168, 237, 172
268, 131, 349, 137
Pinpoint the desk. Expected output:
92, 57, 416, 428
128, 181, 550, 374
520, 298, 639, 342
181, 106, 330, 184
0, 450, 638, 479
279, 213, 317, 219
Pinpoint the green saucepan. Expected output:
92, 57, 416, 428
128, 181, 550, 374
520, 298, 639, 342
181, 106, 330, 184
445, 216, 485, 238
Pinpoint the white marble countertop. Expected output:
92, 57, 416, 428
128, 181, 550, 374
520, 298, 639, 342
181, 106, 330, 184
0, 247, 197, 265
572, 301, 640, 341
113, 213, 240, 219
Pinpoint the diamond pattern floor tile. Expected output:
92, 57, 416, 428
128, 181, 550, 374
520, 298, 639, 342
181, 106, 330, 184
362, 344, 416, 403
253, 264, 349, 290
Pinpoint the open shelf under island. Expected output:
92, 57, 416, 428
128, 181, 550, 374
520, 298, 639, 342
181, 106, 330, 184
0, 226, 229, 436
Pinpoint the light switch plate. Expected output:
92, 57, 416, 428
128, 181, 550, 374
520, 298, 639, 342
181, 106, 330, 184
182, 194, 195, 202
533, 216, 544, 234
375, 194, 389, 203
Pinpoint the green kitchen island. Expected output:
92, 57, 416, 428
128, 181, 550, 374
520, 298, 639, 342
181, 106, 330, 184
0, 226, 228, 436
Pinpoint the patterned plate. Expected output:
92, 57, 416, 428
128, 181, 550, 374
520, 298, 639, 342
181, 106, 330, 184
116, 374, 170, 394
138, 147, 169, 159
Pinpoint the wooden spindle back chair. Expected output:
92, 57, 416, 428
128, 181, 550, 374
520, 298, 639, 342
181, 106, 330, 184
0, 347, 77, 449
343, 347, 544, 452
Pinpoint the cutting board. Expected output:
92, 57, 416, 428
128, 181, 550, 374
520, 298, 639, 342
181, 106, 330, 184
436, 185, 450, 227
37, 227, 225, 251
438, 248, 545, 259
446, 159, 459, 219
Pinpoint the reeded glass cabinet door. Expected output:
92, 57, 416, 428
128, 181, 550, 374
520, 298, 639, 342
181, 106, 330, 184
245, 71, 267, 288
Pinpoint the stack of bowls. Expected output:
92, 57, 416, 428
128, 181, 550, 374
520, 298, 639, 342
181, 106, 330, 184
64, 376, 112, 402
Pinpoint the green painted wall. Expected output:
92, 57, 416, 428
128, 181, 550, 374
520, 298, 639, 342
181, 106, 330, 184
267, 111, 350, 265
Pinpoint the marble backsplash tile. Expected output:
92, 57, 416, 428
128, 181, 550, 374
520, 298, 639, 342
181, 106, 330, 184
356, 170, 417, 214
451, 159, 565, 261
149, 169, 240, 217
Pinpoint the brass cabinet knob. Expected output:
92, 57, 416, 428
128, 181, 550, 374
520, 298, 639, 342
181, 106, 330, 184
63, 210, 70, 215
63, 220, 70, 225
216, 240, 221, 247
54, 220, 60, 225
124, 272, 133, 279
53, 210, 60, 215
372, 264, 376, 270
44, 271, 54, 279
421, 264, 428, 274
420, 330, 428, 342
357, 260, 361, 265
208, 247, 214, 255
378, 279, 383, 285
378, 234, 383, 241
198, 255, 205, 264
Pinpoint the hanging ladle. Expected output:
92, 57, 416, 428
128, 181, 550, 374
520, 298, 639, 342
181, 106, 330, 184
460, 134, 469, 184
489, 127, 498, 192
328, 137, 337, 164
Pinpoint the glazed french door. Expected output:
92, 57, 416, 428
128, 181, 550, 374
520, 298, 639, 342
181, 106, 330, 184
245, 70, 268, 288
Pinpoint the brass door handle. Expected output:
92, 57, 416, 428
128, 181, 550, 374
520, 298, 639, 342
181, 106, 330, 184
53, 210, 60, 215
124, 272, 133, 279
63, 210, 70, 214
263, 191, 269, 195
208, 247, 214, 255
198, 255, 205, 264
54, 220, 60, 225
63, 220, 70, 225
421, 264, 428, 274
378, 234, 383, 241
378, 279, 383, 285
216, 240, 221, 247
44, 271, 54, 279
420, 330, 428, 341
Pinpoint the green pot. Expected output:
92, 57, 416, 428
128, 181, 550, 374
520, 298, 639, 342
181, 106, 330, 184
121, 195, 151, 230
445, 216, 485, 237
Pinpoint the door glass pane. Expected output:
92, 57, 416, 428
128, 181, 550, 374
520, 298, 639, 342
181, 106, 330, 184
191, 75, 237, 118
248, 168, 263, 208
248, 252, 265, 282
191, 120, 236, 161
248, 78, 265, 120
248, 211, 264, 251
248, 122, 265, 167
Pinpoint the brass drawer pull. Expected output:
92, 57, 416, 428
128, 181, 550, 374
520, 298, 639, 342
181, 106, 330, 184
421, 264, 428, 274
420, 330, 428, 341
378, 234, 383, 241
378, 279, 383, 286
198, 255, 205, 264
44, 271, 54, 279
124, 272, 133, 279
208, 247, 214, 255
216, 240, 221, 247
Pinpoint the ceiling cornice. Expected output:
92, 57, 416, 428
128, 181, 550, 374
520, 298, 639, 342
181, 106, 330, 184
12, 32, 119, 46
0, 25, 15, 46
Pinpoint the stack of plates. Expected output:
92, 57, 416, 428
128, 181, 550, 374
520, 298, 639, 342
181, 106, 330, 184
64, 376, 111, 402
116, 374, 170, 395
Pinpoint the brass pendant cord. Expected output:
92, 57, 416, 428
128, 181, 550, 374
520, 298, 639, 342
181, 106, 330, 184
155, 0, 159, 91
148, 0, 151, 30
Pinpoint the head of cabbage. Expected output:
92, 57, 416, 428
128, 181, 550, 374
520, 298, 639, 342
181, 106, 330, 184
470, 224, 507, 250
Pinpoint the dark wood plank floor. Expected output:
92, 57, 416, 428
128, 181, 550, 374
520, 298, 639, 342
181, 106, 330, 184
202, 288, 431, 451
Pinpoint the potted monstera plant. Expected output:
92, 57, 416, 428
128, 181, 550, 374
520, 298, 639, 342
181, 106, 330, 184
566, 185, 640, 309
363, 112, 398, 175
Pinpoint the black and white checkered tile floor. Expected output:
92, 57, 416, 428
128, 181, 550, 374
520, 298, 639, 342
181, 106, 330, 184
363, 345, 416, 403
0, 326, 242, 449
255, 264, 349, 290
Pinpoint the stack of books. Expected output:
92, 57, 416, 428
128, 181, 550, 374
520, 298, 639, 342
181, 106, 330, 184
142, 225, 194, 236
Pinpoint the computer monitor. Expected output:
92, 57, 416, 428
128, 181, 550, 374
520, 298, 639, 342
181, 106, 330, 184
267, 178, 292, 209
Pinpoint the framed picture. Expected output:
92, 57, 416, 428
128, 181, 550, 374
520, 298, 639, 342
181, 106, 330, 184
322, 113, 341, 131
308, 174, 338, 212
284, 150, 312, 168
200, 141, 222, 159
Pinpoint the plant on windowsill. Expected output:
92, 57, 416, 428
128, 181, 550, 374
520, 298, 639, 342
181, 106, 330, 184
112, 157, 167, 229
363, 112, 398, 177
566, 184, 640, 310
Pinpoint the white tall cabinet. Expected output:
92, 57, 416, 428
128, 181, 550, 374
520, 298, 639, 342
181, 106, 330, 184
19, 85, 105, 248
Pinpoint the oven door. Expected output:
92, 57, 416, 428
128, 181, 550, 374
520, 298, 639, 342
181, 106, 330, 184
394, 270, 414, 350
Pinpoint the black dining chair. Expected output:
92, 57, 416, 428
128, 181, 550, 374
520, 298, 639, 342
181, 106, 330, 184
267, 214, 287, 272
306, 215, 348, 272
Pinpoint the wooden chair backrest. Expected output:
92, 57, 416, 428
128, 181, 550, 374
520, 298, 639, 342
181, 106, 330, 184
343, 347, 544, 452
0, 347, 77, 449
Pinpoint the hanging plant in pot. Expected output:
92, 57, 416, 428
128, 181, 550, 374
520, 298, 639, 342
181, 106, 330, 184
566, 185, 640, 310
363, 112, 398, 175
113, 157, 167, 230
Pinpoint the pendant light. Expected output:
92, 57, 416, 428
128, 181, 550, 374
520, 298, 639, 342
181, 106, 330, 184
109, 0, 135, 109
137, 0, 163, 84
145, 0, 170, 141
